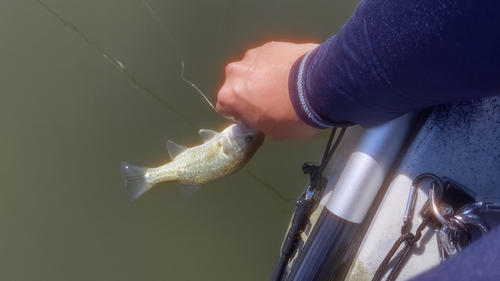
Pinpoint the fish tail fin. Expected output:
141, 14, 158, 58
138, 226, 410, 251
121, 162, 152, 202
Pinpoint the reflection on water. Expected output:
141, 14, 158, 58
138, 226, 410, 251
0, 0, 356, 280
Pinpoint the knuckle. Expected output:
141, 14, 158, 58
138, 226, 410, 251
224, 62, 239, 74
263, 41, 275, 47
217, 85, 231, 101
243, 47, 258, 59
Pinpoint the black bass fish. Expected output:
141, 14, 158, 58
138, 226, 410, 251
121, 121, 264, 201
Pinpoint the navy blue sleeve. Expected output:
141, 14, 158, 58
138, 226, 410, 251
410, 223, 500, 281
289, 0, 500, 128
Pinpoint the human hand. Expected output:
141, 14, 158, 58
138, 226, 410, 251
216, 42, 322, 140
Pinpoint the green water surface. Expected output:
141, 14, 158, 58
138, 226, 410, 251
0, 0, 356, 280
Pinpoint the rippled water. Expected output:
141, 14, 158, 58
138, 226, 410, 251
0, 0, 356, 280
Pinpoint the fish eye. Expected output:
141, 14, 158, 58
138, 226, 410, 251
245, 135, 254, 142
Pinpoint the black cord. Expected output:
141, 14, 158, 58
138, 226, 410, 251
272, 127, 347, 281
372, 174, 441, 281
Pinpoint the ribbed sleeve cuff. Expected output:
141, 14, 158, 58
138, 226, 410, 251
288, 49, 330, 129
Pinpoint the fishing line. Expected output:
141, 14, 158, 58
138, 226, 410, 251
35, 0, 199, 130
141, 0, 230, 120
245, 165, 296, 203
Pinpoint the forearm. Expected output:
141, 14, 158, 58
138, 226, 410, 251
290, 0, 500, 128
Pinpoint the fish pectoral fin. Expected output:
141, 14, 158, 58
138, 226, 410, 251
199, 129, 219, 142
182, 185, 202, 198
167, 140, 188, 160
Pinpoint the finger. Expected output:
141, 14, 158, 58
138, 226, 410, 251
216, 83, 239, 117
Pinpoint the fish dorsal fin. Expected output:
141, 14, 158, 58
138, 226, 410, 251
199, 129, 218, 143
166, 140, 188, 160
182, 186, 201, 198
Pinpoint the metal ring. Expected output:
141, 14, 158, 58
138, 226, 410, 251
454, 213, 490, 235
458, 202, 484, 216
429, 182, 460, 231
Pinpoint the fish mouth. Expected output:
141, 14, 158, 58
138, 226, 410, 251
234, 120, 265, 144
235, 120, 258, 134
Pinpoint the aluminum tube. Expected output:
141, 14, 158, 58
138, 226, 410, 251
326, 112, 417, 223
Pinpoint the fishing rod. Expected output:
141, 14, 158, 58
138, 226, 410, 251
272, 127, 347, 281
272, 112, 418, 281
